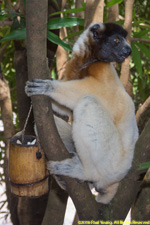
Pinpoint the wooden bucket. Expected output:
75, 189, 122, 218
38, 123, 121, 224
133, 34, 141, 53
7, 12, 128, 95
9, 135, 49, 197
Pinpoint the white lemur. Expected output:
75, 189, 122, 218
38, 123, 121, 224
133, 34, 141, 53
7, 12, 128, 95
25, 22, 139, 204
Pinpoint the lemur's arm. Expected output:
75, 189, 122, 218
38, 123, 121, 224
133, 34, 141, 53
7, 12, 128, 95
25, 78, 90, 110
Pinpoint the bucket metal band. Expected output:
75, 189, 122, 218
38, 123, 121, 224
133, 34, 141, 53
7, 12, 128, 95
10, 175, 49, 187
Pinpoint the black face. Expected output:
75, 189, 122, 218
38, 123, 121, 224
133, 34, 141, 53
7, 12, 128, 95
98, 33, 132, 63
90, 23, 132, 63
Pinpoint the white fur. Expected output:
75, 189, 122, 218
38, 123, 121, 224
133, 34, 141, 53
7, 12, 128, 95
73, 22, 104, 54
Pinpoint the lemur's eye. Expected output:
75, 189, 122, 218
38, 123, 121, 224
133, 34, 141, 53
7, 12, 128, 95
114, 38, 120, 44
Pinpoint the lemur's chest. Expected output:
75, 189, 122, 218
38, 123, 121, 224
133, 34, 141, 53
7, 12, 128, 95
88, 80, 131, 124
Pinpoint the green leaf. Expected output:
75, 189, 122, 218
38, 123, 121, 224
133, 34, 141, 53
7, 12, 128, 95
0, 15, 4, 20
81, 2, 86, 9
0, 28, 26, 42
105, 0, 123, 8
47, 31, 72, 51
136, 43, 150, 59
50, 7, 85, 16
133, 30, 150, 38
47, 17, 84, 30
64, 30, 82, 41
131, 43, 142, 76
0, 8, 23, 18
139, 162, 150, 170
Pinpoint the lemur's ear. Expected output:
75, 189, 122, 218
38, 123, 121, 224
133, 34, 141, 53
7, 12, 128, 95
90, 24, 103, 41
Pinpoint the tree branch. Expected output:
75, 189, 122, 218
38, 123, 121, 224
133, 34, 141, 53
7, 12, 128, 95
108, 1, 119, 22
0, 21, 13, 27
136, 96, 150, 124
0, 42, 10, 63
0, 76, 18, 224
131, 37, 150, 43
56, 1, 68, 80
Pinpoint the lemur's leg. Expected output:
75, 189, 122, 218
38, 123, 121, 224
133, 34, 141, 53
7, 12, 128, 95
72, 95, 122, 181
47, 155, 87, 181
48, 94, 122, 185
95, 182, 119, 204
53, 115, 75, 154
25, 78, 91, 111
47, 112, 86, 181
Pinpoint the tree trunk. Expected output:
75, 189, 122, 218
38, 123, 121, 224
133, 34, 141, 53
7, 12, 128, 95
131, 168, 150, 220
14, 47, 34, 134
76, 0, 85, 19
47, 1, 71, 224
85, 0, 104, 27
0, 76, 19, 224
47, 0, 62, 70
120, 0, 134, 96
56, 0, 68, 80
108, 1, 119, 22
56, 28, 68, 80
41, 178, 68, 225
73, 0, 85, 41
17, 195, 48, 225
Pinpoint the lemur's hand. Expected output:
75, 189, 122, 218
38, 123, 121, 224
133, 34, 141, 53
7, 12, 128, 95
25, 79, 53, 97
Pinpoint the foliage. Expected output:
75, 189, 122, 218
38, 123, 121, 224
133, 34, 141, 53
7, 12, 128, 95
139, 161, 150, 170
0, 3, 150, 133
105, 0, 123, 8
131, 14, 150, 105
0, 6, 85, 49
50, 2, 85, 16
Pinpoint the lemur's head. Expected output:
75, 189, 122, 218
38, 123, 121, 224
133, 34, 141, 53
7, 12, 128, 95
73, 22, 131, 63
